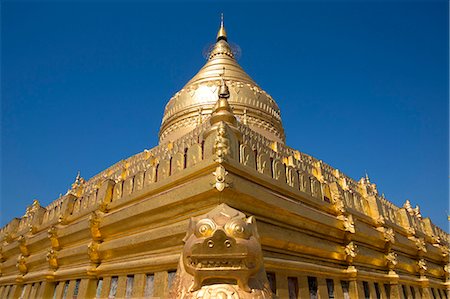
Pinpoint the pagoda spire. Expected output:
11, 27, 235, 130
216, 13, 227, 42
210, 67, 236, 127
218, 67, 230, 99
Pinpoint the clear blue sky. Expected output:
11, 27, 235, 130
2, 1, 448, 232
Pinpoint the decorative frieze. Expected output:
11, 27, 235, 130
310, 177, 322, 200
186, 143, 202, 168
272, 159, 285, 182
257, 153, 270, 176
240, 144, 255, 169
286, 166, 299, 189
299, 172, 312, 195
157, 158, 170, 181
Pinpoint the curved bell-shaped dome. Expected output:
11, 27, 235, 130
159, 20, 285, 144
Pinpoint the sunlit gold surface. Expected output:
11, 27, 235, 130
0, 18, 448, 299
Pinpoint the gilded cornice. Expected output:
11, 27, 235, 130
1, 112, 447, 252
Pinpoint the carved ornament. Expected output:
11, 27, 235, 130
67, 173, 85, 197
213, 122, 230, 163
431, 235, 441, 246
88, 241, 100, 263
414, 237, 427, 253
3, 233, 13, 245
212, 165, 229, 192
47, 226, 60, 250
444, 264, 450, 275
46, 249, 58, 270
312, 161, 325, 183
342, 214, 355, 234
383, 227, 395, 244
89, 212, 102, 241
169, 204, 273, 298
376, 215, 385, 227
257, 154, 269, 176
57, 214, 66, 225
440, 245, 449, 258
16, 254, 27, 275
121, 161, 130, 181
403, 199, 413, 214
385, 251, 398, 270
413, 205, 422, 219
407, 227, 416, 237
329, 182, 346, 215
417, 259, 427, 276
345, 242, 358, 264
28, 223, 37, 234
18, 235, 29, 257
24, 199, 40, 219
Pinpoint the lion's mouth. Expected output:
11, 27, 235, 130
187, 255, 253, 270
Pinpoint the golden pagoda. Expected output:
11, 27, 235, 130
0, 18, 448, 299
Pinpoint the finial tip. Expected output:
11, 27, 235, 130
216, 13, 227, 41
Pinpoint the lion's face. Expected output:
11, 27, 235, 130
182, 204, 263, 291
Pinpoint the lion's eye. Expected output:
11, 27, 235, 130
234, 225, 244, 234
199, 225, 210, 234
195, 219, 215, 237
225, 219, 250, 239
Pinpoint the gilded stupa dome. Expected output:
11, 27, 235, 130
159, 18, 285, 144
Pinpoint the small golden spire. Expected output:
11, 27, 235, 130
216, 13, 227, 42
365, 170, 370, 183
210, 67, 236, 127
218, 67, 230, 98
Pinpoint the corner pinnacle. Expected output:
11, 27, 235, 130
210, 68, 236, 127
219, 67, 230, 98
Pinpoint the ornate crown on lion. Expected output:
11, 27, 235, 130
169, 204, 274, 299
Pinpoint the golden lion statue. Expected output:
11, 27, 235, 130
169, 204, 274, 299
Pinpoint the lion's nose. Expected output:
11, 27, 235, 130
205, 229, 234, 249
